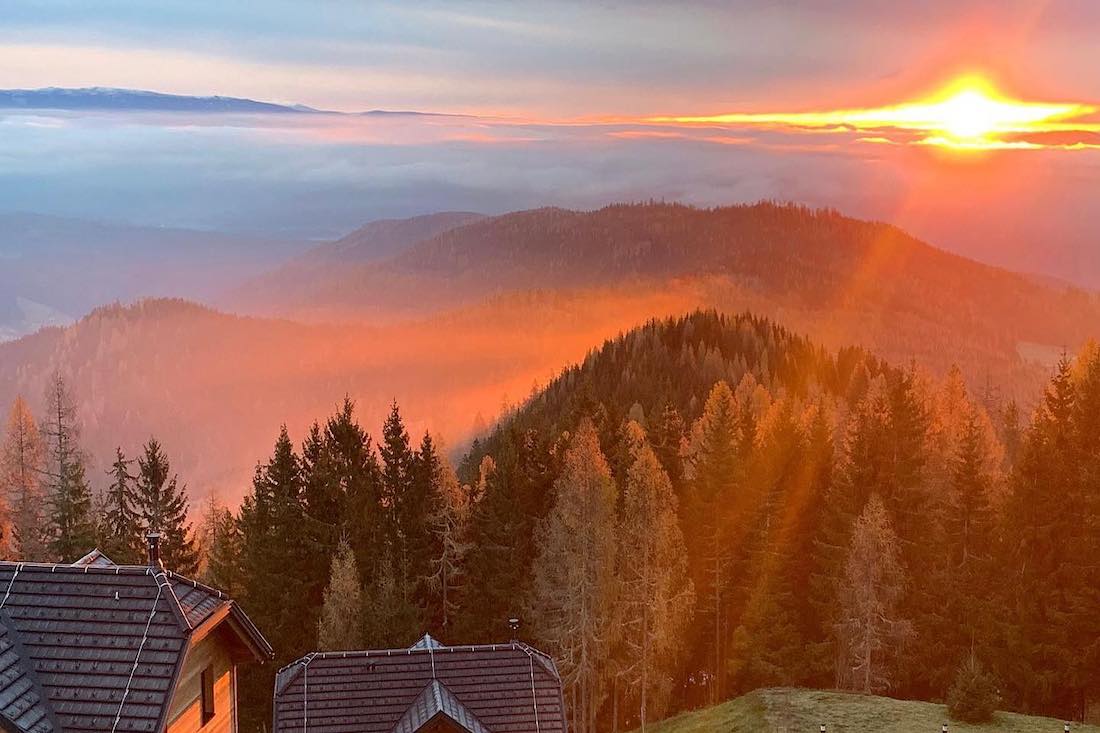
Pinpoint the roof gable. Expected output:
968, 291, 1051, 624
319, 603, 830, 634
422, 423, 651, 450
391, 680, 489, 733
274, 638, 566, 733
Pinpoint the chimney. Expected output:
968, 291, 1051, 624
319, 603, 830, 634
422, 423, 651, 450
146, 532, 162, 568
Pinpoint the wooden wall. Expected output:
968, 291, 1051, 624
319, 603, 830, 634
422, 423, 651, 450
167, 630, 237, 733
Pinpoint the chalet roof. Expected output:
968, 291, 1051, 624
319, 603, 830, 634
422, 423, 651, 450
273, 636, 566, 733
0, 559, 273, 733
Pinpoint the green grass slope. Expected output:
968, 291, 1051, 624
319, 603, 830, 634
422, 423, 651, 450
642, 689, 1099, 733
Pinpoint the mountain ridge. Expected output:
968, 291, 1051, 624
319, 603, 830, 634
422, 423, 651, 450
0, 87, 464, 116
231, 201, 1099, 399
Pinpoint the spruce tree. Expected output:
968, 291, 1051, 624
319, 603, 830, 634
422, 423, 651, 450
0, 397, 46, 560
312, 399, 383, 593
649, 403, 686, 489
99, 447, 142, 564
461, 428, 553, 642
237, 427, 312, 732
380, 403, 419, 604
943, 408, 996, 663
999, 354, 1080, 715
41, 374, 96, 562
407, 429, 440, 616
134, 437, 197, 574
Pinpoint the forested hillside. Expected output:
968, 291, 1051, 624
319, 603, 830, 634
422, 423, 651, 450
453, 311, 1100, 730
5, 309, 1100, 732
0, 290, 700, 501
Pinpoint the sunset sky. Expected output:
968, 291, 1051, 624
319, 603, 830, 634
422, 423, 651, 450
3, 0, 1100, 284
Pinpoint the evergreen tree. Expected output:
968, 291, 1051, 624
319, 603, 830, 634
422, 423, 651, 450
41, 374, 96, 562
942, 407, 997, 668
306, 399, 383, 596
134, 437, 197, 574
615, 421, 693, 731
380, 402, 417, 600
531, 419, 619, 733
998, 354, 1082, 716
406, 430, 439, 615
461, 428, 553, 642
99, 447, 142, 564
729, 400, 806, 691
649, 403, 686, 489
237, 427, 313, 732
0, 397, 46, 560
317, 537, 365, 651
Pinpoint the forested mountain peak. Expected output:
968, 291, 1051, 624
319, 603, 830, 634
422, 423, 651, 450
461, 309, 887, 478
393, 201, 985, 284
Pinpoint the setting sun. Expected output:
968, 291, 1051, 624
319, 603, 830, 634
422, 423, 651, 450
651, 75, 1098, 150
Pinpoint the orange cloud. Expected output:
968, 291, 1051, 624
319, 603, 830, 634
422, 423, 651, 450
649, 75, 1100, 152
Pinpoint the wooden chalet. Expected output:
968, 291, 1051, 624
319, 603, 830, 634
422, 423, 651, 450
272, 634, 566, 733
0, 536, 272, 733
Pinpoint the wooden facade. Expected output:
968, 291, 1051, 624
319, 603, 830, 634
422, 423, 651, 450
166, 630, 238, 733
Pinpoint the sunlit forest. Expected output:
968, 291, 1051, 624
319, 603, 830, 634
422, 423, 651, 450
5, 310, 1099, 730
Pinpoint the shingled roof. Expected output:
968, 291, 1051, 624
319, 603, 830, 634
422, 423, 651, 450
273, 636, 566, 733
0, 560, 272, 733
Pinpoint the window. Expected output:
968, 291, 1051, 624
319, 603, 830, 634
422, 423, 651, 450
201, 666, 215, 726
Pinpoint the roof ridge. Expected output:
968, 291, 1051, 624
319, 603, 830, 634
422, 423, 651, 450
164, 570, 228, 600
287, 640, 532, 663
153, 570, 193, 632
0, 561, 156, 574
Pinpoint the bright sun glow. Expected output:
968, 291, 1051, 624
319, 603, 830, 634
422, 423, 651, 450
650, 75, 1099, 151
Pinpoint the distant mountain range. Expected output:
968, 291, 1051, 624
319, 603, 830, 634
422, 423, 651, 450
0, 87, 450, 116
0, 87, 322, 114
0, 212, 307, 340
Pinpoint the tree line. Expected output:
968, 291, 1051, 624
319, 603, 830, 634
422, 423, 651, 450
0, 373, 196, 572
4, 311, 1100, 732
